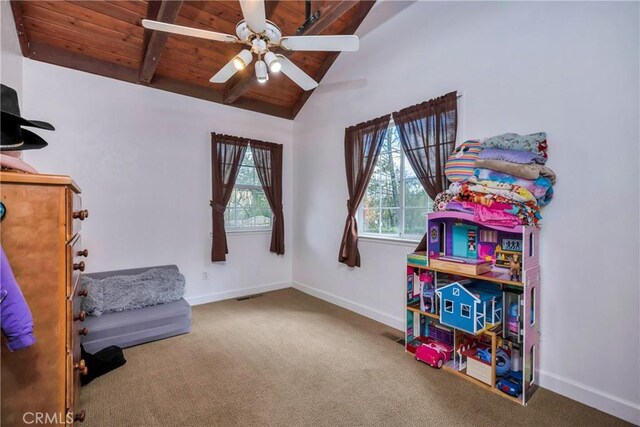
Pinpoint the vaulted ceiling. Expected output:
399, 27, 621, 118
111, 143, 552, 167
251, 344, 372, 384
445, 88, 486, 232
10, 1, 375, 119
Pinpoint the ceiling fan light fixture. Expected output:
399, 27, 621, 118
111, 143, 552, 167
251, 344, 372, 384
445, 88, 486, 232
233, 49, 253, 70
255, 60, 268, 83
264, 52, 281, 73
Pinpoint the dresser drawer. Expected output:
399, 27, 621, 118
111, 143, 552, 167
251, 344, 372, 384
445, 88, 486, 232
67, 285, 88, 418
66, 189, 87, 242
65, 350, 85, 425
67, 235, 89, 296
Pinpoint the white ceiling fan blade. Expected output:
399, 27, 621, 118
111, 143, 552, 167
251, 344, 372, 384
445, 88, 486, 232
277, 55, 318, 91
210, 58, 240, 83
239, 0, 266, 33
142, 19, 238, 43
279, 35, 359, 52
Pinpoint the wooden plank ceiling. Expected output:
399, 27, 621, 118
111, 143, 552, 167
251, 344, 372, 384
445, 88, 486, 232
10, 0, 375, 119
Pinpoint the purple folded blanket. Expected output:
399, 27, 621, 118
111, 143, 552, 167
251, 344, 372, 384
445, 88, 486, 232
478, 148, 546, 165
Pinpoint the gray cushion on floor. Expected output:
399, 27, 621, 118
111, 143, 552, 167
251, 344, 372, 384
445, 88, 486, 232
81, 265, 191, 353
81, 265, 185, 317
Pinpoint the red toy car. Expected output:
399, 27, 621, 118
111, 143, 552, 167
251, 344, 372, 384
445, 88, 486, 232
415, 340, 454, 369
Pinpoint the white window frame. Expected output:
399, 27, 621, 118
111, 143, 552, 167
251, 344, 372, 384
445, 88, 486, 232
217, 148, 272, 233
444, 299, 454, 314
225, 184, 272, 233
357, 120, 432, 241
461, 304, 471, 319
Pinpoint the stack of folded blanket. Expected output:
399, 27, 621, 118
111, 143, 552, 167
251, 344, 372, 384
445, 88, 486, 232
436, 132, 557, 227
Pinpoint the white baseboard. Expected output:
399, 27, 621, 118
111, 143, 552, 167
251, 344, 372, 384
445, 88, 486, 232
185, 281, 291, 306
540, 369, 640, 425
292, 280, 405, 331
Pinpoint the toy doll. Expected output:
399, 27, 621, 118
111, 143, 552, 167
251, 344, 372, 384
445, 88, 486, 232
509, 253, 521, 282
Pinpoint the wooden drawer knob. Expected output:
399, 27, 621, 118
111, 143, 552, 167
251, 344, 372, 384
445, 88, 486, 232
74, 310, 86, 322
73, 210, 89, 220
74, 410, 86, 423
79, 327, 89, 336
73, 261, 85, 272
74, 359, 86, 371
77, 288, 88, 297
77, 249, 89, 257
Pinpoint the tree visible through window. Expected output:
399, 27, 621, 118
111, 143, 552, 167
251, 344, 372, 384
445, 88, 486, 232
359, 121, 433, 239
225, 150, 272, 230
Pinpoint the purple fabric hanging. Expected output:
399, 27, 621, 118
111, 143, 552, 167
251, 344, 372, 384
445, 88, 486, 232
0, 245, 35, 351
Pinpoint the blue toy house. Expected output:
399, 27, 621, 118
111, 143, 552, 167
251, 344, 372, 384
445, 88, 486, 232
436, 282, 503, 334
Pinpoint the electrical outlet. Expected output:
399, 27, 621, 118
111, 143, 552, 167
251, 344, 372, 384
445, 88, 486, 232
202, 272, 209, 281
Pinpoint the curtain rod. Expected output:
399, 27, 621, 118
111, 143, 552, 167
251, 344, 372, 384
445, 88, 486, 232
348, 91, 463, 130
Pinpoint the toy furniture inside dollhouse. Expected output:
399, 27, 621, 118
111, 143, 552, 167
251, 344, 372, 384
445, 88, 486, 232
406, 211, 540, 405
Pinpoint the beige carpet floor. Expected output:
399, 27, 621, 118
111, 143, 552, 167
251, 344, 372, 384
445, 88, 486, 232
80, 288, 629, 427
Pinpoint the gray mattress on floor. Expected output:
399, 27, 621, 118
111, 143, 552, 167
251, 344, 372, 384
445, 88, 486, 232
81, 265, 191, 353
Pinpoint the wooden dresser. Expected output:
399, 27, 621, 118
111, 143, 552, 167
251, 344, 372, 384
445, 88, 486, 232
1, 172, 89, 426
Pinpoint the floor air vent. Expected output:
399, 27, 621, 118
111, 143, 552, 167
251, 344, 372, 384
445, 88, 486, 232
236, 294, 264, 301
381, 332, 405, 346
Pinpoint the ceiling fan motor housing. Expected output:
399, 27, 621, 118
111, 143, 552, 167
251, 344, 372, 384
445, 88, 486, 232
236, 20, 282, 47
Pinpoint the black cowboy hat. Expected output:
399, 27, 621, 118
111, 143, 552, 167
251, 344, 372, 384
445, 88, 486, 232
1, 84, 54, 151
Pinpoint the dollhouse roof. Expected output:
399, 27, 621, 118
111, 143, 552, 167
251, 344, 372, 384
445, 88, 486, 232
436, 282, 501, 303
436, 282, 480, 302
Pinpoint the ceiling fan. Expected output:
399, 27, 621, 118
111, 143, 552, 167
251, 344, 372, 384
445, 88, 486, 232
141, 0, 360, 90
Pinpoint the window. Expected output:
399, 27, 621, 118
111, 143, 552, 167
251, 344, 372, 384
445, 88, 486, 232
225, 150, 272, 231
529, 231, 534, 257
444, 299, 453, 313
530, 288, 536, 326
359, 121, 432, 240
461, 304, 471, 319
528, 345, 536, 384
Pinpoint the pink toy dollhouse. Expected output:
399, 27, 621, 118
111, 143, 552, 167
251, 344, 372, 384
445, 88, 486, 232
405, 211, 540, 405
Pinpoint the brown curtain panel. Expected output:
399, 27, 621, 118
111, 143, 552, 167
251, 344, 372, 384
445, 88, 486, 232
251, 141, 285, 255
211, 133, 249, 262
392, 91, 458, 251
338, 114, 392, 267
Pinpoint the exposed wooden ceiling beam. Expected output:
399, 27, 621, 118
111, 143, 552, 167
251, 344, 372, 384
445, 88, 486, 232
290, 0, 376, 119
9, 1, 31, 57
27, 41, 293, 119
296, 1, 358, 36
223, 0, 357, 105
139, 0, 183, 84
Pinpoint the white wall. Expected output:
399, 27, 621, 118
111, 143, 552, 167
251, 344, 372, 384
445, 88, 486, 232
22, 61, 294, 304
9, 1, 639, 423
292, 1, 639, 424
0, 1, 22, 98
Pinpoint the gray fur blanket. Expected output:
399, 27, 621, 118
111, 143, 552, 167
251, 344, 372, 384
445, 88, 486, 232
80, 267, 185, 316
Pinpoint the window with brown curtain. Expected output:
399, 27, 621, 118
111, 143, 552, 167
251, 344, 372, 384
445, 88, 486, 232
392, 91, 458, 251
211, 133, 285, 262
338, 114, 392, 268
340, 92, 458, 266
211, 133, 249, 262
250, 140, 285, 255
